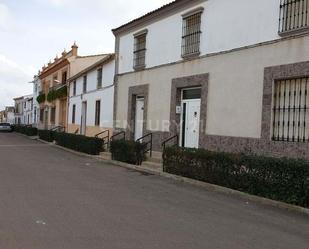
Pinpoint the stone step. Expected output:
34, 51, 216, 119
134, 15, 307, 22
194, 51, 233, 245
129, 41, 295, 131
100, 151, 112, 160
141, 161, 162, 172
146, 151, 163, 163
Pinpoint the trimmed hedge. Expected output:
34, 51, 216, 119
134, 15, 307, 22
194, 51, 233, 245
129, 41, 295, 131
110, 139, 147, 165
38, 130, 55, 142
14, 125, 38, 136
54, 132, 103, 155
163, 147, 309, 208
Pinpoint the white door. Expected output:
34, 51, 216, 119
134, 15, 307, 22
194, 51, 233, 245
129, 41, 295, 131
81, 102, 87, 135
134, 97, 144, 141
182, 99, 201, 148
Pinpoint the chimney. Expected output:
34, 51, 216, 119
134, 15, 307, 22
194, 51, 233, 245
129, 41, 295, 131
71, 41, 78, 56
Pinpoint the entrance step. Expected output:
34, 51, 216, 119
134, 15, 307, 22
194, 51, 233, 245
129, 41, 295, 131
146, 151, 163, 164
100, 151, 112, 160
141, 161, 162, 172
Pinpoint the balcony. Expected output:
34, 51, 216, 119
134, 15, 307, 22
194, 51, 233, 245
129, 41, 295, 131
47, 84, 67, 102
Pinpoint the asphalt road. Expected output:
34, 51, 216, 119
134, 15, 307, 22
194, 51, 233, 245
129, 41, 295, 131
0, 132, 308, 249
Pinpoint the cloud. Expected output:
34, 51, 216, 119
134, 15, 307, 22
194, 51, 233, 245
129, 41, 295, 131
0, 54, 34, 109
0, 3, 10, 30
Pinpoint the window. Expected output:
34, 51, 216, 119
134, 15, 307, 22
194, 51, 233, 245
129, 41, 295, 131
95, 100, 101, 126
133, 31, 147, 69
97, 68, 103, 89
182, 9, 203, 57
73, 81, 77, 96
272, 77, 309, 142
40, 109, 44, 122
50, 107, 56, 124
279, 0, 309, 33
72, 104, 76, 124
83, 75, 87, 93
62, 71, 67, 84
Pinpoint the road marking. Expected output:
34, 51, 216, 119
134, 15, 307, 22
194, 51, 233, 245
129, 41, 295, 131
36, 220, 47, 225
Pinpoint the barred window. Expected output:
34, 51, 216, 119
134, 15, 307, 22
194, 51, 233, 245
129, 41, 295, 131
72, 104, 76, 124
279, 0, 309, 33
83, 75, 87, 93
97, 68, 103, 89
50, 107, 56, 124
73, 81, 76, 96
272, 77, 309, 142
182, 11, 202, 57
133, 33, 147, 69
95, 100, 101, 126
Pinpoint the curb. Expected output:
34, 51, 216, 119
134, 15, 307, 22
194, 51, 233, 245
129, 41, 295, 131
32, 137, 309, 216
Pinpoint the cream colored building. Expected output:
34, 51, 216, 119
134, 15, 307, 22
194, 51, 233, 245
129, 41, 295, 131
112, 0, 309, 159
38, 43, 106, 130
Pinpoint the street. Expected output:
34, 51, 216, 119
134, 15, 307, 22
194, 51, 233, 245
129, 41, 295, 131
0, 132, 308, 249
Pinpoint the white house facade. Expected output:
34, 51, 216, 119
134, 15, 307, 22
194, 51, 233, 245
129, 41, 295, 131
23, 95, 33, 125
32, 75, 41, 127
112, 0, 309, 159
68, 54, 115, 138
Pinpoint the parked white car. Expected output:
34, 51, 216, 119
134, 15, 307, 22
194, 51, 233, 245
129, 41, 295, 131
0, 123, 12, 132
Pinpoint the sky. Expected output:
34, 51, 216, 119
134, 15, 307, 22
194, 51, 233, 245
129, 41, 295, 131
0, 0, 173, 110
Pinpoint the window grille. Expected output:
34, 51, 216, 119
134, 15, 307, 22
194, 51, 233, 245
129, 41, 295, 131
97, 68, 103, 88
50, 107, 56, 124
72, 105, 76, 124
83, 75, 87, 93
279, 0, 309, 33
95, 100, 101, 126
73, 81, 76, 96
133, 33, 147, 69
272, 77, 309, 142
182, 12, 202, 57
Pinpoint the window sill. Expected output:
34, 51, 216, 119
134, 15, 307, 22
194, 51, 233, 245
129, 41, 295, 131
278, 26, 309, 37
182, 52, 201, 60
134, 65, 146, 71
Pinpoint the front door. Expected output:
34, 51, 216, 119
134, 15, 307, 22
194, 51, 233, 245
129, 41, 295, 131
134, 97, 144, 141
181, 88, 201, 148
81, 102, 87, 135
44, 109, 48, 130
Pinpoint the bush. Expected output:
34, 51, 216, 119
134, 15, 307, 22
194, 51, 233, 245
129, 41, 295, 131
110, 139, 147, 165
54, 132, 103, 155
163, 147, 309, 208
38, 130, 55, 142
14, 125, 37, 136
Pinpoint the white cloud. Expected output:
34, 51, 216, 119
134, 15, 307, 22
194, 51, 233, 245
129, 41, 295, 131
0, 3, 10, 30
0, 54, 33, 109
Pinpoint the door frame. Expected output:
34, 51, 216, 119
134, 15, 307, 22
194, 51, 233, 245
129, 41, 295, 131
134, 96, 145, 141
127, 85, 149, 140
179, 87, 202, 148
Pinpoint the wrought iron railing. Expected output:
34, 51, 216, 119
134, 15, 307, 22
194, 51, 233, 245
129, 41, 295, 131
110, 131, 126, 142
95, 130, 110, 149
162, 135, 179, 151
136, 133, 153, 157
279, 0, 309, 33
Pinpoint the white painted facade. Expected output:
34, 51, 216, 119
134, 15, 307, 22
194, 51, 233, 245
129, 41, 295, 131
118, 0, 280, 74
68, 56, 115, 136
23, 95, 33, 125
32, 75, 41, 126
114, 0, 309, 157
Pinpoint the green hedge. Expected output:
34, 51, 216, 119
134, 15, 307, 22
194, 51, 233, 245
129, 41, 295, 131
54, 132, 103, 155
38, 130, 55, 142
110, 140, 147, 165
14, 125, 38, 136
163, 147, 309, 208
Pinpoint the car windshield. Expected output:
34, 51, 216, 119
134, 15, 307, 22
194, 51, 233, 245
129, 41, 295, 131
0, 123, 10, 126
